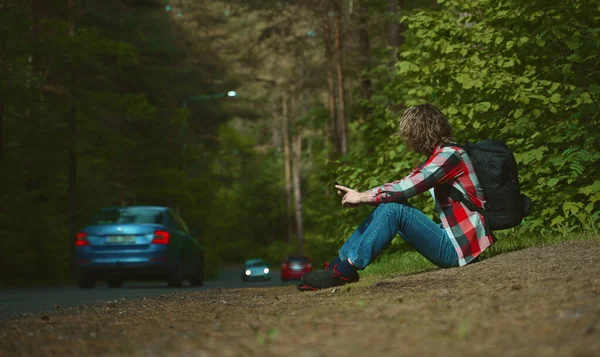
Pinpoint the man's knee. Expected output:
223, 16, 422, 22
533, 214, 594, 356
375, 202, 408, 215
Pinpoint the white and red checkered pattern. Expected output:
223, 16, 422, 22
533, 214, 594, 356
370, 145, 493, 266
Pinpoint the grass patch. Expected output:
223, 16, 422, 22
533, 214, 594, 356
362, 250, 436, 277
361, 232, 599, 278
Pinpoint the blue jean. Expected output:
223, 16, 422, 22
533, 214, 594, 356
338, 202, 459, 269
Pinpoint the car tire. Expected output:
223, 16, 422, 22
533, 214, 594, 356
190, 254, 204, 287
168, 255, 184, 288
107, 278, 124, 288
78, 275, 95, 289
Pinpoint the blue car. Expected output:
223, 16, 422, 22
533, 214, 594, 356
75, 206, 204, 289
242, 259, 271, 281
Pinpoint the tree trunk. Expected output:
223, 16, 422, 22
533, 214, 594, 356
67, 0, 77, 275
277, 16, 294, 246
0, 0, 5, 163
68, 102, 77, 235
67, 103, 77, 273
358, 0, 372, 100
0, 99, 3, 163
386, 0, 405, 61
334, 0, 348, 155
31, 0, 40, 73
291, 95, 304, 255
282, 91, 293, 245
0, 0, 6, 162
322, 19, 338, 154
271, 111, 282, 150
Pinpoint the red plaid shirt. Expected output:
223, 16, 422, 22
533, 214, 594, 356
369, 145, 493, 265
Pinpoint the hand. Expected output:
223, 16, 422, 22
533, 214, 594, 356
335, 185, 362, 208
342, 190, 363, 206
335, 184, 356, 197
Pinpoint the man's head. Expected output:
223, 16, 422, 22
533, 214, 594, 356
398, 103, 453, 155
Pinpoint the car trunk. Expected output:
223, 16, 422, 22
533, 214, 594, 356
84, 224, 163, 252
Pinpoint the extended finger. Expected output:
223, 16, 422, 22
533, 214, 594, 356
335, 185, 351, 192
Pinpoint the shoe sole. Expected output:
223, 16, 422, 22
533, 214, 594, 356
296, 283, 319, 292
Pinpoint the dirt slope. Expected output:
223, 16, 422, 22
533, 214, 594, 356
1, 240, 598, 357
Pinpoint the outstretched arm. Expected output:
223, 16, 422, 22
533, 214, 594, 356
334, 185, 373, 207
339, 147, 466, 205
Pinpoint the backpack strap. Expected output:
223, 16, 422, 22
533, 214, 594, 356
448, 186, 493, 238
442, 143, 495, 238
457, 188, 494, 237
446, 186, 484, 213
440, 144, 481, 211
441, 142, 467, 150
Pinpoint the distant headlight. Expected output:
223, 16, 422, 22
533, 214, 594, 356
263, 268, 269, 274
245, 270, 251, 276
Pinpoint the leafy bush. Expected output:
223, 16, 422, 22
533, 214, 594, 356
324, 0, 599, 244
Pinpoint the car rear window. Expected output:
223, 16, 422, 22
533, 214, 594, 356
285, 256, 309, 263
90, 208, 164, 225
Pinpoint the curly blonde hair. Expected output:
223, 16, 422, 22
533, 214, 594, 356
398, 104, 454, 155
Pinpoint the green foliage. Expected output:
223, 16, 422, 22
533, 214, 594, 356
320, 0, 600, 244
0, 1, 234, 284
3, 0, 599, 284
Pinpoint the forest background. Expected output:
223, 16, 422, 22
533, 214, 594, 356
0, 0, 598, 284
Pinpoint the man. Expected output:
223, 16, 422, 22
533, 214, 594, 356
298, 103, 493, 291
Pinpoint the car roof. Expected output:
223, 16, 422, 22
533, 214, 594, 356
98, 206, 168, 211
245, 258, 266, 265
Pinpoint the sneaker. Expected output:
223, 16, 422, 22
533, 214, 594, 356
297, 264, 359, 291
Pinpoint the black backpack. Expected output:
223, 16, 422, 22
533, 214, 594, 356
446, 140, 532, 233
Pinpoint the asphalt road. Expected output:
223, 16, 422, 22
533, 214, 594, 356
0, 268, 298, 321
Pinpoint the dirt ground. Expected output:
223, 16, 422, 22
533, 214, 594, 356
0, 240, 598, 357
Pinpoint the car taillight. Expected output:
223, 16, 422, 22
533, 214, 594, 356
75, 232, 89, 246
151, 230, 170, 244
307, 263, 312, 268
